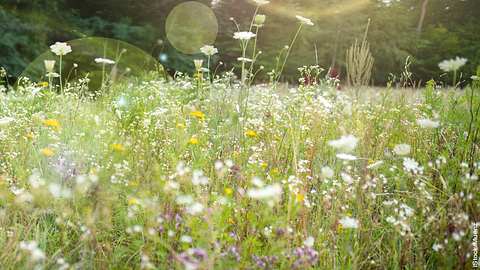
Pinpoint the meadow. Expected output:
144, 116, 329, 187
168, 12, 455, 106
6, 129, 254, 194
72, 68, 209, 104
0, 65, 479, 269
0, 2, 479, 269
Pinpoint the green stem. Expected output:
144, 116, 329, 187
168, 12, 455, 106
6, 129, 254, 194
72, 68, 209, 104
59, 55, 63, 94
275, 24, 303, 86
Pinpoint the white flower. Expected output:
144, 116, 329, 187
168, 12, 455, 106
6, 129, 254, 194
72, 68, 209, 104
0, 117, 14, 127
200, 45, 218, 56
233, 31, 256, 40
328, 135, 358, 153
180, 235, 192, 243
237, 57, 253, 63
19, 241, 45, 262
472, 75, 479, 81
247, 184, 282, 200
252, 176, 265, 187
48, 183, 71, 198
339, 217, 359, 229
176, 195, 194, 205
253, 0, 270, 5
296, 15, 314, 26
186, 202, 204, 215
95, 58, 116, 65
194, 59, 204, 70
303, 236, 315, 247
50, 42, 72, 56
320, 166, 334, 178
417, 118, 440, 129
403, 157, 420, 173
44, 60, 56, 73
393, 144, 411, 156
438, 57, 467, 72
386, 216, 396, 224
341, 172, 354, 184
367, 160, 384, 169
192, 170, 209, 186
336, 153, 357, 161
432, 243, 443, 251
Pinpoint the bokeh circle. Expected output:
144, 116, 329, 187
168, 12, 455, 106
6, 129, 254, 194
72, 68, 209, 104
19, 37, 161, 90
166, 2, 218, 54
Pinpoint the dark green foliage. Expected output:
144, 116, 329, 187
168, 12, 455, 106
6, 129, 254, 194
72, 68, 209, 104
0, 0, 479, 85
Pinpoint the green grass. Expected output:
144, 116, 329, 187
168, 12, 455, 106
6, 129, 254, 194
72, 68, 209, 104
0, 75, 479, 269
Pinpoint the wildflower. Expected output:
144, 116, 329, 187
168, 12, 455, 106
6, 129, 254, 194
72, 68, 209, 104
303, 236, 315, 247
393, 144, 411, 156
192, 170, 209, 185
254, 14, 266, 26
338, 216, 359, 229
111, 143, 126, 152
296, 193, 305, 203
38, 81, 49, 88
193, 59, 203, 71
328, 135, 358, 153
44, 60, 56, 73
403, 157, 420, 173
245, 129, 258, 138
367, 160, 384, 169
432, 243, 443, 252
472, 75, 479, 81
296, 15, 314, 26
336, 153, 357, 161
224, 187, 233, 195
247, 183, 282, 200
94, 58, 116, 65
43, 119, 61, 129
48, 183, 71, 198
237, 57, 253, 63
190, 111, 205, 120
233, 31, 256, 41
128, 197, 139, 206
180, 235, 193, 243
186, 202, 204, 215
200, 45, 218, 56
438, 57, 467, 72
253, 0, 270, 5
320, 166, 334, 178
417, 118, 440, 129
19, 241, 45, 262
0, 117, 14, 127
40, 148, 55, 157
188, 137, 199, 145
50, 42, 72, 56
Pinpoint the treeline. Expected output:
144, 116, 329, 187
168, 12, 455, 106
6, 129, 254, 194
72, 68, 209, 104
1, 0, 479, 85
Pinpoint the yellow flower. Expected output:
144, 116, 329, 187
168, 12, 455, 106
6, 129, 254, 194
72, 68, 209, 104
296, 193, 305, 203
261, 162, 268, 169
190, 111, 205, 121
176, 123, 186, 129
224, 187, 233, 196
42, 119, 61, 130
40, 148, 55, 157
245, 130, 258, 138
25, 132, 34, 140
111, 143, 125, 152
188, 137, 199, 145
270, 168, 280, 175
128, 197, 139, 206
38, 81, 49, 88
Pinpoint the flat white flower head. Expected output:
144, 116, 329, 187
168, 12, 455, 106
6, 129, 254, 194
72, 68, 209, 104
237, 57, 253, 63
253, 0, 270, 5
200, 45, 218, 56
328, 135, 358, 153
320, 166, 334, 179
296, 15, 314, 26
233, 31, 256, 41
417, 118, 440, 129
438, 57, 467, 72
95, 58, 116, 65
393, 144, 411, 156
50, 42, 72, 56
339, 217, 359, 229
